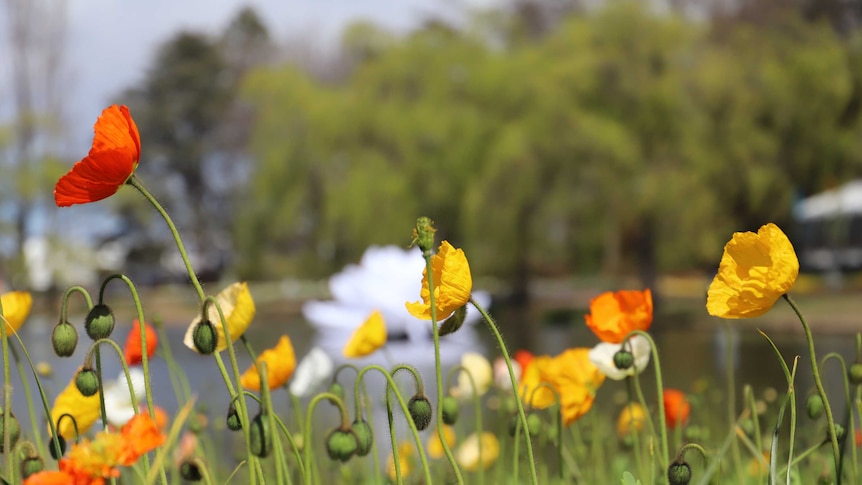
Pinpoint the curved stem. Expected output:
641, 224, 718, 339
625, 330, 670, 477
58, 286, 94, 323
302, 392, 352, 483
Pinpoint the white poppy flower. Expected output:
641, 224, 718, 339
588, 334, 651, 381
289, 347, 334, 398
451, 352, 493, 399
103, 367, 146, 427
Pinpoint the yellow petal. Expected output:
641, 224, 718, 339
1, 291, 32, 333
405, 241, 472, 321
455, 432, 499, 471
343, 310, 387, 358
241, 335, 296, 391
183, 282, 256, 352
50, 377, 102, 440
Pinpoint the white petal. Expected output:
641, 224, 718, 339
290, 347, 335, 398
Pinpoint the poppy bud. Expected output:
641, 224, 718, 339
180, 461, 203, 481
351, 419, 373, 457
48, 435, 66, 459
226, 402, 242, 431
84, 304, 115, 340
75, 367, 100, 397
668, 461, 692, 485
439, 306, 466, 336
51, 321, 78, 357
326, 428, 358, 462
192, 320, 217, 355
442, 396, 459, 425
408, 395, 433, 431
613, 349, 634, 370
0, 410, 21, 452
508, 413, 541, 438
249, 413, 272, 458
328, 382, 345, 401
20, 455, 44, 479
849, 363, 862, 385
829, 423, 846, 442
806, 394, 824, 420
413, 216, 436, 252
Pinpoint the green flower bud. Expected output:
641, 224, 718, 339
180, 461, 203, 481
830, 423, 846, 442
249, 413, 272, 458
226, 402, 242, 431
328, 382, 345, 401
849, 363, 862, 386
613, 350, 635, 370
439, 306, 467, 336
413, 217, 436, 252
0, 411, 21, 452
441, 396, 459, 425
51, 321, 78, 357
408, 395, 433, 431
806, 394, 824, 420
192, 320, 217, 355
668, 461, 692, 485
508, 413, 540, 438
84, 304, 115, 340
48, 435, 66, 460
20, 455, 44, 479
351, 419, 373, 457
75, 367, 100, 397
326, 428, 358, 462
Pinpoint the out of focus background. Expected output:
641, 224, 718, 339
2, 0, 862, 379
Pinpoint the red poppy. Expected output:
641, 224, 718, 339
124, 320, 157, 366
54, 105, 140, 207
663, 389, 691, 429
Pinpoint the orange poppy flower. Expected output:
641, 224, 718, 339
663, 389, 691, 429
124, 320, 158, 366
584, 289, 653, 343
240, 335, 297, 391
54, 105, 140, 207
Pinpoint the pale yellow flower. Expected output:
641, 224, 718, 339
707, 223, 798, 318
183, 282, 256, 352
427, 425, 456, 459
343, 310, 386, 358
616, 403, 647, 438
386, 442, 415, 481
241, 335, 296, 391
1, 291, 32, 333
455, 432, 500, 471
452, 352, 493, 399
51, 376, 102, 440
406, 241, 472, 321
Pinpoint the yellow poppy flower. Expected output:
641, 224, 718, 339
427, 425, 456, 459
543, 348, 605, 426
455, 432, 500, 471
452, 352, 493, 399
183, 282, 256, 352
1, 291, 32, 333
343, 310, 386, 358
616, 403, 647, 438
50, 377, 102, 440
518, 355, 555, 409
707, 223, 798, 319
240, 335, 296, 391
406, 241, 472, 321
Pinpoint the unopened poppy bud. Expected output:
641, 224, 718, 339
329, 382, 345, 400
180, 461, 203, 481
192, 320, 217, 355
51, 321, 78, 357
442, 396, 459, 425
351, 419, 373, 457
806, 394, 824, 420
84, 304, 115, 340
48, 435, 66, 459
326, 428, 358, 462
226, 402, 242, 431
508, 413, 541, 437
613, 349, 634, 370
849, 363, 862, 385
0, 411, 20, 452
439, 306, 467, 337
20, 455, 44, 479
75, 367, 100, 397
249, 413, 272, 458
830, 423, 846, 442
413, 217, 436, 252
668, 461, 692, 485
408, 395, 433, 431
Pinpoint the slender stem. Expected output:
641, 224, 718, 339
723, 323, 745, 485
626, 377, 646, 481
446, 364, 484, 485
782, 294, 841, 480
821, 352, 855, 482
9, 341, 43, 452
1, 296, 12, 475
302, 392, 352, 483
470, 297, 539, 485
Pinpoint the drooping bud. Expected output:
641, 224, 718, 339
0, 410, 21, 452
326, 428, 358, 462
613, 349, 635, 370
441, 396, 459, 425
192, 320, 217, 355
20, 455, 44, 479
84, 304, 115, 340
668, 461, 692, 485
51, 321, 78, 357
249, 413, 272, 458
226, 402, 242, 431
48, 435, 66, 460
180, 461, 203, 481
75, 367, 100, 397
439, 306, 467, 337
829, 423, 846, 442
328, 382, 345, 401
849, 363, 862, 385
412, 217, 436, 252
351, 419, 373, 457
408, 395, 433, 431
806, 394, 824, 420
508, 413, 541, 438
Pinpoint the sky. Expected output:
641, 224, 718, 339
1, 0, 467, 156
